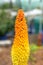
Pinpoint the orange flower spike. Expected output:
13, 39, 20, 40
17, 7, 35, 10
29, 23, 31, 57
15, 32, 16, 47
11, 9, 30, 65
15, 9, 29, 43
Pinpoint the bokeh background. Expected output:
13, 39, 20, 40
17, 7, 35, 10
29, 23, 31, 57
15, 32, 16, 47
0, 0, 43, 65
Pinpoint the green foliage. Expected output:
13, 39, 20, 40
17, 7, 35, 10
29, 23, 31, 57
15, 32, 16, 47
30, 44, 38, 53
0, 3, 20, 11
0, 10, 16, 36
29, 44, 38, 62
0, 3, 10, 9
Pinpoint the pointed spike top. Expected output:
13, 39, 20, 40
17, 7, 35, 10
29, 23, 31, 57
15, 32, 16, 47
18, 9, 24, 14
16, 9, 24, 21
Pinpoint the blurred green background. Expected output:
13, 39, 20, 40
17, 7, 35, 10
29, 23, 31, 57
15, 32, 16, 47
0, 0, 43, 38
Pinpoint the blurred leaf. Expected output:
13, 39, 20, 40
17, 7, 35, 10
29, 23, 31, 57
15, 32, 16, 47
30, 44, 38, 52
0, 11, 16, 36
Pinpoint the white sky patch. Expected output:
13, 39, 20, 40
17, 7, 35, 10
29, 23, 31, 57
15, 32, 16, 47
4, 0, 10, 2
0, 0, 40, 3
12, 0, 15, 3
2, 0, 15, 3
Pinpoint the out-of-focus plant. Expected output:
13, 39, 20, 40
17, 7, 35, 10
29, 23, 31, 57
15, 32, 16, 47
29, 44, 39, 63
0, 10, 16, 36
0, 3, 10, 9
0, 3, 20, 11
